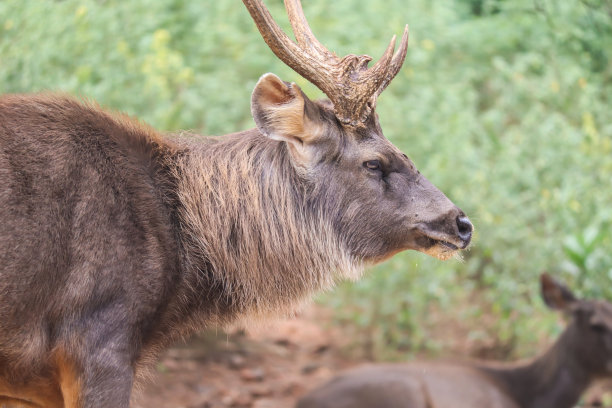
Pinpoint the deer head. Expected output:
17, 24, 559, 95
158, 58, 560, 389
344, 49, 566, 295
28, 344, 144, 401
243, 0, 472, 262
541, 273, 612, 377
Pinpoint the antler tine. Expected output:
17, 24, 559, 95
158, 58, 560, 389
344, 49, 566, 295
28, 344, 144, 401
242, 0, 326, 86
375, 25, 409, 97
330, 35, 399, 125
368, 35, 397, 77
243, 0, 410, 127
284, 0, 333, 62
358, 34, 397, 99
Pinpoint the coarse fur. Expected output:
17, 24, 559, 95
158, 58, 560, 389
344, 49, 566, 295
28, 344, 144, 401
0, 94, 182, 407
0, 76, 470, 406
176, 132, 362, 323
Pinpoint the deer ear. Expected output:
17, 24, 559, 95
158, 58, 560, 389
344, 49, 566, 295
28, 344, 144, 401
540, 273, 577, 311
251, 73, 324, 163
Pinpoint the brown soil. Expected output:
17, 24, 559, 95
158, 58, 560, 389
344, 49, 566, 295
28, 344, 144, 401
132, 304, 612, 408
132, 306, 355, 408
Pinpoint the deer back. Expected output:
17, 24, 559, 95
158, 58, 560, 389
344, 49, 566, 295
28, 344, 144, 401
297, 363, 519, 408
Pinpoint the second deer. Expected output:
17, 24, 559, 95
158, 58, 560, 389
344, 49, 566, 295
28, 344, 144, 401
297, 274, 612, 408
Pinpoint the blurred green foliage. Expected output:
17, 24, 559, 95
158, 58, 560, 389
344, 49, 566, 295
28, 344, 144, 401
1, 0, 611, 360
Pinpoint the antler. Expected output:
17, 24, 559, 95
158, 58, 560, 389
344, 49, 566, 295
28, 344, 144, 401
243, 0, 409, 127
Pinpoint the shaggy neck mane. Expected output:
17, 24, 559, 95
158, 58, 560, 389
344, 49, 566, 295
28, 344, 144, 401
173, 130, 362, 326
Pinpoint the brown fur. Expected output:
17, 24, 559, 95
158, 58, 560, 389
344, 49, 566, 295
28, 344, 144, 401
175, 133, 359, 321
0, 373, 63, 408
54, 350, 82, 408
0, 73, 470, 406
0, 93, 181, 406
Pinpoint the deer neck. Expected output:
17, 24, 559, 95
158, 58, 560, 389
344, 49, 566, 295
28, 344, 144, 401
172, 130, 362, 327
479, 326, 592, 408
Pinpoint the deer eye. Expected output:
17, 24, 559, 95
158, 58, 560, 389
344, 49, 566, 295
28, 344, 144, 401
364, 160, 381, 171
592, 323, 607, 334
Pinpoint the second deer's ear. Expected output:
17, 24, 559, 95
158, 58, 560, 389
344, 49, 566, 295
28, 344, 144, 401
251, 73, 324, 164
540, 273, 577, 311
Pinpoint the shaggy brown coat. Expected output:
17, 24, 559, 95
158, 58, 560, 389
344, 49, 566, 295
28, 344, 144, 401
0, 74, 470, 407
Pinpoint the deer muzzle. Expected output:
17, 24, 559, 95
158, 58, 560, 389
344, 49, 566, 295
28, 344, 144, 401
414, 209, 473, 260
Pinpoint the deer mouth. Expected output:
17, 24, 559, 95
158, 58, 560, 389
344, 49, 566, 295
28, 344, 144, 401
422, 237, 461, 261
438, 240, 459, 250
414, 232, 466, 261
411, 215, 472, 260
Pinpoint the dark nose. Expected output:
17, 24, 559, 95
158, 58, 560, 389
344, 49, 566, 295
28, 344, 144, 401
456, 216, 473, 247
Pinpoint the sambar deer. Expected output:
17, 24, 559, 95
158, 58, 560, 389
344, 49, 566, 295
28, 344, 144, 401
0, 0, 472, 406
297, 273, 612, 408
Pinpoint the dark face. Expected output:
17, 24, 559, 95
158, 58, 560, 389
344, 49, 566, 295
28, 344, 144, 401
540, 273, 612, 377
568, 300, 612, 376
307, 104, 471, 263
251, 73, 472, 264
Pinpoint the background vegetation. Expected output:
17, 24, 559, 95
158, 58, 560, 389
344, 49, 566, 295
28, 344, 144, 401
1, 0, 611, 360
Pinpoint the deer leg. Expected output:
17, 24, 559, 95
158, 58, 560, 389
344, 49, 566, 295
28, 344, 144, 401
55, 312, 136, 408
56, 347, 133, 408
80, 360, 132, 408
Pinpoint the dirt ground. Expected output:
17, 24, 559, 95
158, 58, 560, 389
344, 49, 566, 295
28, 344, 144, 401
132, 305, 612, 408
132, 306, 354, 408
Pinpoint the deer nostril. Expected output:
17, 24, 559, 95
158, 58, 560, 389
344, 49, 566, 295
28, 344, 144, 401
456, 216, 473, 245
